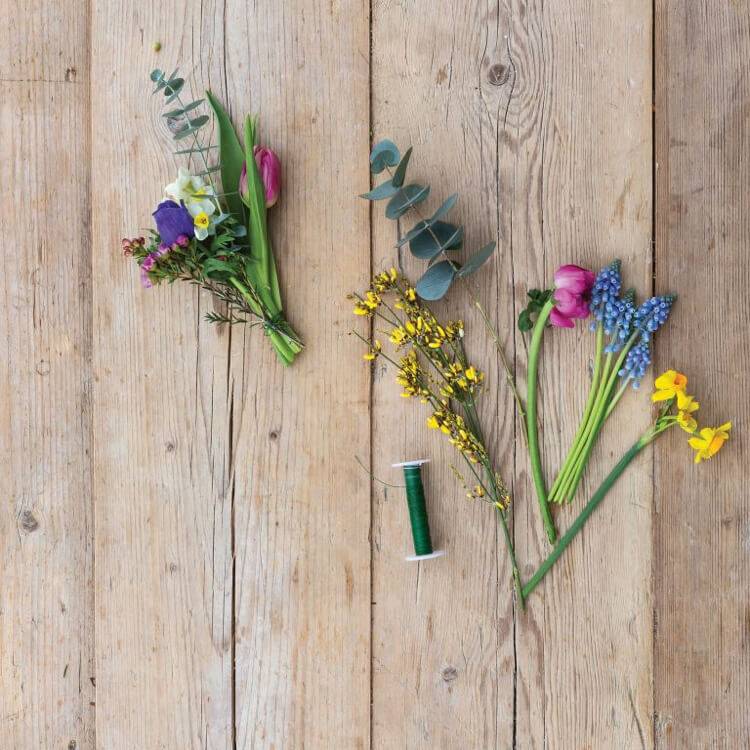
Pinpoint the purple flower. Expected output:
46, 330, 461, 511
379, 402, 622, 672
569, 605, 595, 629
152, 200, 194, 247
549, 264, 595, 328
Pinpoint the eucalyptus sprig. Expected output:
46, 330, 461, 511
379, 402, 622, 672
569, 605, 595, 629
362, 139, 527, 434
362, 140, 496, 299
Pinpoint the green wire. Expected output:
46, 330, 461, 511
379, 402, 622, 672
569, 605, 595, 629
402, 465, 434, 556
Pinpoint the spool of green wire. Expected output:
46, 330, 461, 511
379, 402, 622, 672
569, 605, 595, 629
393, 459, 445, 562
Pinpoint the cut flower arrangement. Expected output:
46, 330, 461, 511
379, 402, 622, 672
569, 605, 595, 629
352, 139, 732, 606
123, 68, 302, 365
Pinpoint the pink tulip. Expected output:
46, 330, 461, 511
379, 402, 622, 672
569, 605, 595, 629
549, 264, 594, 328
240, 146, 281, 208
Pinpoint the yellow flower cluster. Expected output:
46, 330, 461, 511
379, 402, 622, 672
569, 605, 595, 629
426, 407, 487, 464
351, 268, 398, 316
652, 370, 731, 463
395, 350, 430, 400
451, 467, 511, 510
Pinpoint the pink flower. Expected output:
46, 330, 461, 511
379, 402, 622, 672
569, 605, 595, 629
549, 264, 595, 328
239, 146, 281, 208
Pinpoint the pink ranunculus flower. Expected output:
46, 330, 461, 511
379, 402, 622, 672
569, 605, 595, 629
549, 264, 595, 328
240, 146, 281, 208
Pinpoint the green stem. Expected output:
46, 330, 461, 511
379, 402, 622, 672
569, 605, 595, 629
522, 425, 665, 599
559, 338, 634, 502
548, 325, 604, 503
497, 508, 525, 609
526, 298, 556, 544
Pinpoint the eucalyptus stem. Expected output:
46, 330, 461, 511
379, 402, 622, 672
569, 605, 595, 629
526, 298, 557, 544
522, 425, 665, 599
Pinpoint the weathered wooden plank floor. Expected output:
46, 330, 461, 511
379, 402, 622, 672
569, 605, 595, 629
2, 1, 748, 748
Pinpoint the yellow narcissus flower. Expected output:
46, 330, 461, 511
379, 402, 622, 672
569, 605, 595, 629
676, 394, 699, 433
652, 370, 688, 404
688, 422, 732, 463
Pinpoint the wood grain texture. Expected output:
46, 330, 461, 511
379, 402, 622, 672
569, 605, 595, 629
4, 1, 749, 748
0, 1, 94, 747
91, 3, 234, 748
223, 1, 372, 747
371, 2, 517, 747
654, 2, 750, 746
508, 4, 654, 749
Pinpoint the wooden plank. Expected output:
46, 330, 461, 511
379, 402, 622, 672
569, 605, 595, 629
511, 3, 654, 747
0, 1, 94, 747
370, 3, 517, 747
91, 5, 235, 748
223, 1, 372, 747
654, 2, 750, 746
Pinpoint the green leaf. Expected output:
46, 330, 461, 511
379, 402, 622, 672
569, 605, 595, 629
409, 221, 463, 259
360, 179, 399, 201
416, 261, 456, 300
456, 242, 496, 278
163, 78, 184, 97
396, 194, 458, 246
173, 125, 204, 141
370, 140, 400, 173
243, 115, 282, 312
518, 310, 533, 332
391, 147, 413, 188
162, 99, 204, 118
205, 91, 247, 228
385, 184, 430, 219
173, 145, 218, 155
430, 194, 458, 222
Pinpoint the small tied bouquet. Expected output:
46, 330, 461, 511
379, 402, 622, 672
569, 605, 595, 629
122, 69, 302, 366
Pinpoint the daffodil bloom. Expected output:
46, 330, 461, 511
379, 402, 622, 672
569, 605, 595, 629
677, 410, 698, 433
652, 369, 688, 403
688, 422, 732, 464
674, 394, 700, 432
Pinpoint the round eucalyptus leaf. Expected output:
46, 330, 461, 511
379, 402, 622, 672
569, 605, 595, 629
370, 140, 401, 173
415, 261, 456, 300
360, 179, 399, 201
385, 184, 430, 220
456, 242, 496, 278
409, 221, 463, 259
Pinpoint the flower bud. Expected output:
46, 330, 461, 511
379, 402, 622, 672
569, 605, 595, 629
253, 145, 281, 207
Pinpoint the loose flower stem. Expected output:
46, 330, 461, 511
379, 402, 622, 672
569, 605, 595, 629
526, 297, 557, 544
522, 426, 664, 599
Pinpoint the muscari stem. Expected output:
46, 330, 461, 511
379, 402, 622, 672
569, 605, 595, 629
526, 298, 557, 544
522, 427, 662, 599
548, 325, 604, 503
560, 338, 634, 502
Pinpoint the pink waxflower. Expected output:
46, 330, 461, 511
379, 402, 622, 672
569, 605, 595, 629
549, 264, 595, 328
239, 146, 281, 208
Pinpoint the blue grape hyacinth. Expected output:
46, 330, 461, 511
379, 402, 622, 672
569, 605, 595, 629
603, 289, 636, 353
619, 341, 652, 389
634, 295, 676, 343
589, 260, 622, 330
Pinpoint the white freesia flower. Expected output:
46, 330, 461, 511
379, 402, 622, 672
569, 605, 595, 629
164, 167, 218, 240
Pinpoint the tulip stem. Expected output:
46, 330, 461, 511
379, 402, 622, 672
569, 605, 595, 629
526, 298, 557, 545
